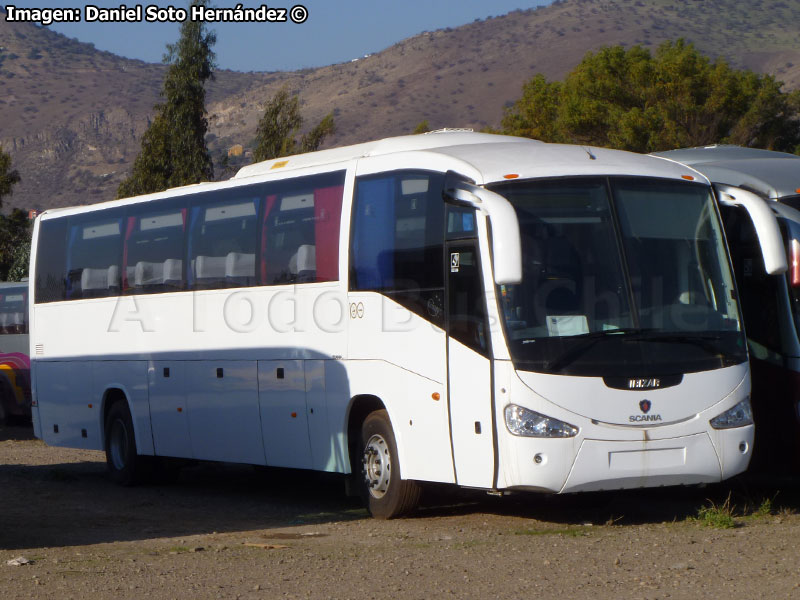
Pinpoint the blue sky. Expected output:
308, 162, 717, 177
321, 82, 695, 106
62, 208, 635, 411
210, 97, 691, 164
4, 1, 552, 71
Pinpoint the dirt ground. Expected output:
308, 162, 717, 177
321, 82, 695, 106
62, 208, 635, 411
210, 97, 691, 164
3, 422, 800, 600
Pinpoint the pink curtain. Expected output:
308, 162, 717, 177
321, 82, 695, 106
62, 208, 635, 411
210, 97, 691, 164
314, 186, 344, 282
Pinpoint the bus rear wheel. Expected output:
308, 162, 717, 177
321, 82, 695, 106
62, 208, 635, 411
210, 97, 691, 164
104, 401, 149, 485
360, 410, 421, 519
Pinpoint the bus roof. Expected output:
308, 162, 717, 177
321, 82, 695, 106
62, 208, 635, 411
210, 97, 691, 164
235, 130, 705, 184
653, 145, 800, 200
233, 131, 534, 179
38, 132, 708, 220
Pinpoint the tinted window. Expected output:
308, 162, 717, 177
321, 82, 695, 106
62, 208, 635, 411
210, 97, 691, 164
490, 177, 745, 376
35, 218, 68, 303
448, 244, 489, 355
188, 190, 260, 290
721, 205, 782, 352
66, 210, 124, 299
34, 171, 346, 302
261, 171, 345, 285
351, 171, 444, 292
446, 205, 477, 239
123, 201, 186, 294
0, 285, 28, 334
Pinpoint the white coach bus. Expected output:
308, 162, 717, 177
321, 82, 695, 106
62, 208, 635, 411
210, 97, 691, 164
31, 132, 760, 518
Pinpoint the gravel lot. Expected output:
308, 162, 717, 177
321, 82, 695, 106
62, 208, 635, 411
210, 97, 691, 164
3, 422, 800, 599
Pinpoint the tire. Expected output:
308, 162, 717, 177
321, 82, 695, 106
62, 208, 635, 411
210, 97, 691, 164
104, 401, 149, 485
359, 409, 421, 519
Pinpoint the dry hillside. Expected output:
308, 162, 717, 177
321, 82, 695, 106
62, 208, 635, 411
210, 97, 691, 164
1, 0, 799, 212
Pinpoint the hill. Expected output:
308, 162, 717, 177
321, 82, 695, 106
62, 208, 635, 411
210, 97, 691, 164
2, 0, 799, 212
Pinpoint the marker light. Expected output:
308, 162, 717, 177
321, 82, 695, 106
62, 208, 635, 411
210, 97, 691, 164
503, 174, 520, 179
710, 398, 753, 429
505, 404, 578, 438
681, 175, 695, 181
792, 239, 800, 287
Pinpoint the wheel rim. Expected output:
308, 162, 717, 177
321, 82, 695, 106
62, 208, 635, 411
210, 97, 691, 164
109, 418, 129, 471
363, 433, 391, 499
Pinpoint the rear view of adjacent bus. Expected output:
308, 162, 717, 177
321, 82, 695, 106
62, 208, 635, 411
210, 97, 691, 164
0, 281, 31, 424
28, 132, 756, 519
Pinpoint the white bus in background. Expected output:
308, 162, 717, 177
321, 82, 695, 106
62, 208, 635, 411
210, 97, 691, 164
0, 280, 31, 424
654, 145, 800, 473
31, 132, 760, 518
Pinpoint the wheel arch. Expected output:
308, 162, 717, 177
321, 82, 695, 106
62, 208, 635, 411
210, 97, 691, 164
101, 387, 128, 445
346, 394, 386, 474
100, 385, 153, 456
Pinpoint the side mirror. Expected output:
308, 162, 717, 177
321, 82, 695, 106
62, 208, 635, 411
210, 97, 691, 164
447, 184, 522, 284
715, 184, 788, 275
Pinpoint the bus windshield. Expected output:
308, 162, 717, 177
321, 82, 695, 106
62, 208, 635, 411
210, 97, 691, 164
488, 177, 746, 376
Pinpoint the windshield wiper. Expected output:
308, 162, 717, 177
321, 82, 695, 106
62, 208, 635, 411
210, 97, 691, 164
620, 332, 725, 355
543, 328, 648, 372
543, 330, 727, 373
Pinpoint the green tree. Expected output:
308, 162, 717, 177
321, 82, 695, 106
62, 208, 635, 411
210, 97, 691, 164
301, 112, 336, 154
0, 146, 27, 280
117, 0, 216, 198
7, 240, 30, 281
413, 120, 431, 134
0, 209, 31, 281
502, 39, 800, 153
252, 87, 336, 162
0, 145, 21, 210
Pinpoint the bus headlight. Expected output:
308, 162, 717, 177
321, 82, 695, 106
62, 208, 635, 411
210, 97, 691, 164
504, 404, 578, 438
710, 398, 753, 429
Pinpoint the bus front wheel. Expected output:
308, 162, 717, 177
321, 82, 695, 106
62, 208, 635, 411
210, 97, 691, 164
359, 410, 421, 519
104, 401, 149, 486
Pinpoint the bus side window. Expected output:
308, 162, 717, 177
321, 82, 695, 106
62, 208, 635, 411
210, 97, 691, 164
65, 210, 124, 300
0, 287, 27, 334
446, 205, 477, 239
260, 171, 345, 285
35, 218, 69, 304
350, 170, 445, 322
188, 192, 259, 290
351, 171, 445, 291
122, 202, 186, 294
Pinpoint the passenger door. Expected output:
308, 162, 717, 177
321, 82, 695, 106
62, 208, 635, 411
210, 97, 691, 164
446, 233, 495, 488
